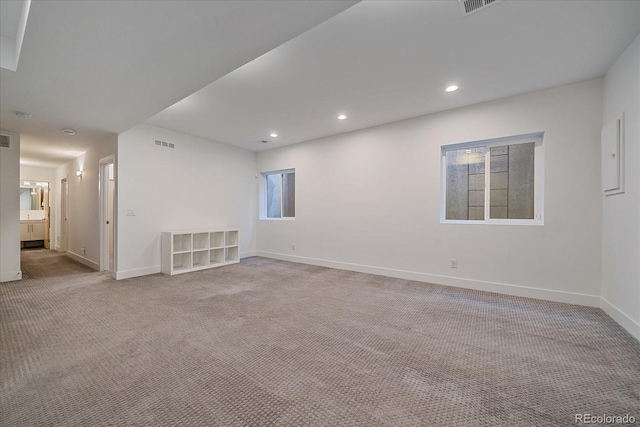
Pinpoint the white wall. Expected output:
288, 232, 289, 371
0, 130, 21, 282
601, 34, 640, 341
116, 123, 257, 279
54, 135, 118, 269
20, 165, 55, 183
257, 79, 603, 306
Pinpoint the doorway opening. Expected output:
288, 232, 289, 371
99, 156, 115, 274
19, 180, 50, 250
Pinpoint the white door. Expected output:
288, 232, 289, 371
99, 157, 115, 273
61, 178, 68, 251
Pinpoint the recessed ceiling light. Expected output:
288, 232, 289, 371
445, 85, 459, 93
270, 133, 278, 138
15, 111, 33, 119
337, 114, 347, 120
63, 128, 76, 136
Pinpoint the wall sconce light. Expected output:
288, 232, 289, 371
76, 170, 83, 177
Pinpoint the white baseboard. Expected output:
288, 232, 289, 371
1, 270, 22, 282
256, 251, 601, 307
113, 251, 255, 280
241, 251, 256, 259
115, 265, 161, 280
600, 298, 640, 342
67, 251, 99, 271
113, 254, 256, 280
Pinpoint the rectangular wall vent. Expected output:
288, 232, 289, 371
154, 139, 175, 149
0, 134, 11, 149
459, 0, 500, 16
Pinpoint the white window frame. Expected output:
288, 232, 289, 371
440, 133, 544, 226
259, 168, 295, 221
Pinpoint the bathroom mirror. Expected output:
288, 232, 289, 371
20, 181, 48, 211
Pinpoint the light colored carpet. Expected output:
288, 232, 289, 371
1, 251, 639, 426
20, 247, 95, 279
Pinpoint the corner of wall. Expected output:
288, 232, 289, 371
601, 298, 640, 342
115, 124, 257, 279
0, 130, 22, 282
600, 32, 640, 341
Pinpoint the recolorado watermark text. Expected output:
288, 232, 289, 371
575, 414, 636, 425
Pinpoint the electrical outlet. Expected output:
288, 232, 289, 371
126, 208, 136, 216
292, 244, 296, 251
81, 247, 86, 255
450, 259, 457, 268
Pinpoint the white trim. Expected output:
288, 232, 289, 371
260, 167, 295, 175
442, 219, 543, 226
66, 251, 99, 271
115, 251, 253, 280
443, 132, 544, 151
1, 270, 23, 282
115, 265, 161, 280
602, 112, 625, 196
441, 132, 544, 224
85, 249, 640, 342
60, 177, 69, 252
99, 155, 116, 273
600, 297, 640, 342
256, 251, 600, 307
240, 251, 257, 258
259, 168, 295, 220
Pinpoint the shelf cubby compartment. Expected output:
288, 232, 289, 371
225, 246, 239, 262
193, 233, 209, 251
210, 232, 225, 248
192, 250, 209, 268
162, 229, 239, 275
225, 230, 239, 247
173, 252, 192, 271
173, 234, 191, 253
210, 248, 225, 265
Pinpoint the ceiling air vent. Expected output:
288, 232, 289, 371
0, 134, 11, 149
154, 139, 175, 149
459, 0, 500, 16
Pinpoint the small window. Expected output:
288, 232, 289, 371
441, 133, 543, 224
262, 169, 295, 219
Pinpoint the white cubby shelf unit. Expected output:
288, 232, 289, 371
161, 230, 240, 275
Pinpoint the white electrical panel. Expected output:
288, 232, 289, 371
601, 114, 624, 196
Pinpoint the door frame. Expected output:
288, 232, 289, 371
60, 177, 69, 252
99, 155, 116, 277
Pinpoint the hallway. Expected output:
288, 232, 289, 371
20, 248, 96, 280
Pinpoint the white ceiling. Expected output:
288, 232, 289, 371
0, 0, 357, 168
0, 0, 30, 71
148, 0, 640, 151
0, 0, 23, 38
2, 1, 639, 168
